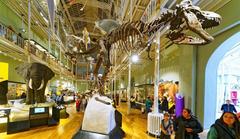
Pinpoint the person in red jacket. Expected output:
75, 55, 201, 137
76, 97, 81, 112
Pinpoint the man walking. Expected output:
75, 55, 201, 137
221, 99, 237, 113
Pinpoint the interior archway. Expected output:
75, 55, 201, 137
204, 32, 240, 128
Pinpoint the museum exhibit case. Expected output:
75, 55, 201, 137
7, 82, 26, 100
6, 102, 60, 134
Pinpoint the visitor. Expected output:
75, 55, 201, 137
160, 112, 173, 139
173, 108, 203, 139
221, 99, 237, 113
76, 97, 81, 112
130, 95, 136, 108
145, 96, 152, 114
207, 112, 240, 139
20, 92, 26, 99
162, 96, 169, 113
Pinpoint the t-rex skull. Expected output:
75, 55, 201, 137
167, 0, 222, 45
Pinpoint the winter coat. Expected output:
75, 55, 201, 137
174, 116, 203, 139
207, 119, 239, 139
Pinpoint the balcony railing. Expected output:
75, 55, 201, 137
0, 22, 75, 76
0, 23, 25, 49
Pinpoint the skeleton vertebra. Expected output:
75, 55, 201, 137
76, 0, 221, 94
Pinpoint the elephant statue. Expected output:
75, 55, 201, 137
16, 62, 55, 104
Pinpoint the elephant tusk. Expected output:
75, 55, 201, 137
37, 80, 44, 90
29, 78, 33, 89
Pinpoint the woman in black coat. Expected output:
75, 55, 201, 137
173, 108, 203, 139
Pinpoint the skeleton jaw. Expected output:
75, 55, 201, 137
173, 35, 208, 45
174, 0, 221, 45
183, 10, 215, 44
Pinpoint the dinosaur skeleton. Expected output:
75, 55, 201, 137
59, 15, 90, 54
66, 27, 90, 52
75, 0, 221, 94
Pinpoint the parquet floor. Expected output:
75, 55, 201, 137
0, 103, 155, 139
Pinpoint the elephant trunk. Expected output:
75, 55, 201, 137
37, 80, 44, 90
28, 78, 44, 90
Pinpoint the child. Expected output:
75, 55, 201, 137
160, 112, 173, 139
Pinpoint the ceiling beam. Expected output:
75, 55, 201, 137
61, 0, 76, 34
120, 0, 129, 21
132, 0, 142, 18
71, 17, 96, 24
122, 0, 140, 21
137, 5, 146, 11
67, 0, 111, 11
75, 30, 102, 37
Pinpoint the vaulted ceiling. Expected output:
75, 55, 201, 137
60, 0, 151, 40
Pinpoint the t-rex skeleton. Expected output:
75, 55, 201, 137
77, 0, 222, 94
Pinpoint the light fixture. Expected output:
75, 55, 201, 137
131, 54, 139, 63
20, 14, 26, 33
80, 0, 87, 11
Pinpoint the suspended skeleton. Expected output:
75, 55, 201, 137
82, 27, 91, 50
76, 0, 222, 94
66, 27, 90, 52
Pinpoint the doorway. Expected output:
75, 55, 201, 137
216, 44, 240, 118
204, 32, 240, 128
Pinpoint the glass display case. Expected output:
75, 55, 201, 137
7, 82, 26, 100
134, 84, 154, 103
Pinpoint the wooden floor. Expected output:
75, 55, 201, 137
0, 102, 155, 139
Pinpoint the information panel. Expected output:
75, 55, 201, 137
0, 62, 8, 82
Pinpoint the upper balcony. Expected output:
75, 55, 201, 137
0, 22, 86, 80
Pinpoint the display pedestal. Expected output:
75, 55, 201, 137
7, 106, 60, 134
0, 109, 10, 133
147, 112, 163, 137
7, 120, 30, 134
73, 126, 125, 139
49, 107, 60, 125
29, 107, 49, 127
73, 109, 125, 139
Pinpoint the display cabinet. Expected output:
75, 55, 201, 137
134, 83, 154, 102
29, 107, 49, 127
0, 109, 10, 133
7, 106, 60, 134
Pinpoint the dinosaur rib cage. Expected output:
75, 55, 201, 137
106, 21, 146, 55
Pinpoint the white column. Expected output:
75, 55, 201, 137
59, 40, 62, 84
127, 1, 133, 114
127, 51, 132, 115
114, 47, 117, 102
72, 61, 74, 90
27, 0, 31, 63
153, 32, 161, 113
75, 62, 78, 91
48, 28, 51, 56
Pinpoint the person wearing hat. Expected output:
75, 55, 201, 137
207, 111, 240, 139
